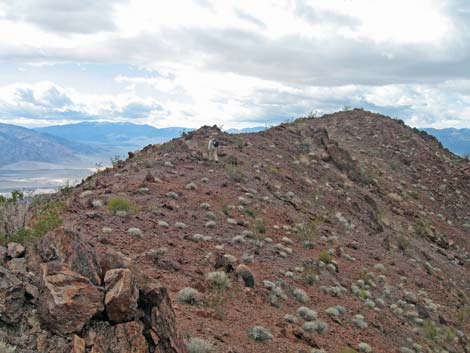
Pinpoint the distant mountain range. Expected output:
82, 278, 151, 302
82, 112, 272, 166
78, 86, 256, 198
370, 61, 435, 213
422, 128, 470, 156
0, 123, 96, 166
1, 121, 469, 168
35, 122, 190, 145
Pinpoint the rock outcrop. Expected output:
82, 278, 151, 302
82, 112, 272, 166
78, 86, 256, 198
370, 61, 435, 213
104, 268, 139, 323
39, 261, 104, 336
0, 227, 187, 353
0, 266, 25, 324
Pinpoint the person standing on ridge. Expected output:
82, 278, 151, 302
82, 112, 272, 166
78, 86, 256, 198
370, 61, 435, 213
208, 137, 219, 161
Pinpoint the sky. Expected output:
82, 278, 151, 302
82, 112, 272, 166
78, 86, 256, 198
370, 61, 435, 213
0, 0, 469, 129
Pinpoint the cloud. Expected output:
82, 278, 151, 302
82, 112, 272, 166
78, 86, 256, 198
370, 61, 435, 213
235, 9, 266, 28
293, 0, 360, 28
3, 0, 124, 34
0, 0, 470, 129
0, 82, 168, 126
120, 101, 163, 118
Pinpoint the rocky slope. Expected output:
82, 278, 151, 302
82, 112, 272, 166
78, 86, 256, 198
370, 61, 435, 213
1, 109, 469, 353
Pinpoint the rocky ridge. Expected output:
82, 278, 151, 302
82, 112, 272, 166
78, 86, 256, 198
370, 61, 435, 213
0, 109, 469, 353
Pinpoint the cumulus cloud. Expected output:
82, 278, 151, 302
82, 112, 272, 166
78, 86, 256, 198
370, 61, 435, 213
0, 0, 470, 128
3, 0, 124, 34
0, 82, 167, 127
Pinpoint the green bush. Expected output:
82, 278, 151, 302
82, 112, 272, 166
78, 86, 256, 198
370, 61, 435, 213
318, 250, 332, 264
397, 236, 410, 252
254, 218, 266, 234
107, 197, 139, 215
10, 190, 24, 202
423, 320, 439, 341
0, 199, 64, 246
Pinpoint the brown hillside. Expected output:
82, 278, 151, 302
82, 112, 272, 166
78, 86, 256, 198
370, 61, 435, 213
1, 109, 469, 353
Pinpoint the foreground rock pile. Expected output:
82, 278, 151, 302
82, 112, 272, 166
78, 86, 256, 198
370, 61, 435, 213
0, 228, 187, 353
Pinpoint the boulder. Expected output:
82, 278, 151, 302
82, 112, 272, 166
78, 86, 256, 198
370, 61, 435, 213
7, 257, 27, 273
214, 253, 236, 273
0, 246, 8, 264
37, 228, 102, 285
0, 267, 25, 324
111, 321, 148, 353
71, 335, 86, 353
104, 268, 139, 323
139, 283, 188, 353
39, 262, 104, 336
90, 321, 148, 353
7, 242, 25, 258
236, 264, 255, 288
310, 127, 330, 147
99, 251, 131, 276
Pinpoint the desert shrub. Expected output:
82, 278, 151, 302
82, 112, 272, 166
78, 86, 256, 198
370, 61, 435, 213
247, 326, 273, 341
176, 287, 202, 305
206, 271, 230, 291
254, 218, 266, 234
283, 314, 298, 323
58, 182, 74, 195
457, 306, 470, 329
292, 288, 309, 303
185, 337, 213, 353
397, 236, 410, 252
107, 197, 139, 215
357, 343, 371, 353
127, 228, 142, 238
222, 204, 232, 216
10, 190, 24, 202
233, 137, 245, 151
225, 164, 245, 183
414, 221, 427, 237
1, 199, 64, 245
423, 320, 439, 341
297, 306, 317, 321
243, 207, 257, 218
302, 264, 319, 285
302, 320, 328, 334
296, 220, 318, 246
0, 340, 16, 353
149, 247, 168, 260
110, 155, 122, 168
318, 250, 332, 264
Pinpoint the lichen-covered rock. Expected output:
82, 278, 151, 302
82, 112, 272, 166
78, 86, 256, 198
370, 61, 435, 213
111, 321, 148, 353
7, 257, 27, 273
39, 262, 104, 336
71, 334, 86, 353
7, 242, 25, 258
139, 283, 188, 353
37, 228, 102, 285
90, 321, 148, 353
104, 268, 139, 323
99, 251, 131, 276
0, 246, 7, 264
0, 266, 25, 324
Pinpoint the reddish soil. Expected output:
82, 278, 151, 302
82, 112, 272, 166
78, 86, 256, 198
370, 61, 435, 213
58, 110, 469, 353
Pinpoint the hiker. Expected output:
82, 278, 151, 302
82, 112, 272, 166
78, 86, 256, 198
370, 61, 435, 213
208, 138, 219, 161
